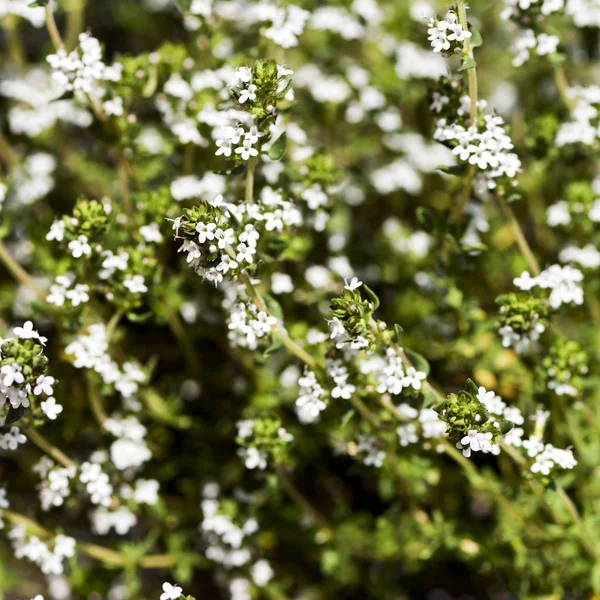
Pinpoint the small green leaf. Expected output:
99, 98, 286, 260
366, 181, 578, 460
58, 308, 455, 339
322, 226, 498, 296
458, 57, 477, 72
263, 334, 283, 358
498, 419, 515, 434
405, 349, 430, 376
6, 405, 25, 425
468, 24, 483, 48
362, 283, 380, 310
263, 293, 284, 321
267, 133, 287, 161
340, 409, 355, 430
394, 324, 403, 340
465, 379, 479, 396
276, 79, 293, 99
506, 192, 523, 204
29, 0, 50, 6
126, 311, 152, 323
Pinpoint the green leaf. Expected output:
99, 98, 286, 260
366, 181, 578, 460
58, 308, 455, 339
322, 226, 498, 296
126, 311, 152, 323
506, 192, 523, 204
29, 0, 50, 6
263, 334, 283, 358
498, 419, 515, 434
6, 405, 25, 425
405, 349, 430, 376
458, 57, 477, 72
437, 163, 468, 176
276, 79, 293, 99
263, 293, 284, 321
340, 409, 355, 430
267, 133, 287, 161
465, 379, 479, 396
394, 324, 403, 340
362, 283, 380, 310
468, 23, 483, 48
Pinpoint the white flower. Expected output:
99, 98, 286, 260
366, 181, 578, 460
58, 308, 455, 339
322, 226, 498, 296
252, 559, 274, 586
123, 275, 148, 294
13, 321, 47, 345
33, 375, 55, 396
139, 223, 163, 243
41, 397, 63, 420
68, 235, 92, 258
344, 276, 363, 290
46, 220, 65, 241
238, 84, 257, 104
160, 582, 183, 600
235, 139, 259, 160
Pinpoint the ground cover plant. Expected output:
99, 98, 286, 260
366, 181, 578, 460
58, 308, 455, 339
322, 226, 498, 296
1, 0, 600, 598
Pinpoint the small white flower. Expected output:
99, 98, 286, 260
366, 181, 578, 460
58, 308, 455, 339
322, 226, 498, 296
41, 397, 63, 420
68, 235, 92, 258
344, 276, 363, 291
238, 84, 257, 104
123, 275, 148, 294
160, 582, 183, 600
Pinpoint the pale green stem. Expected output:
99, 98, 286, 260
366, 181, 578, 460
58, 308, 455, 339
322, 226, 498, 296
0, 243, 46, 301
22, 425, 76, 469
45, 5, 64, 49
1, 509, 185, 568
497, 194, 541, 276
456, 0, 478, 124
553, 64, 576, 112
245, 158, 256, 204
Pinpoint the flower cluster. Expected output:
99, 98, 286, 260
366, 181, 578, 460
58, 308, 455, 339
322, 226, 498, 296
65, 324, 146, 401
47, 32, 122, 96
214, 61, 293, 164
434, 101, 522, 190
236, 417, 293, 470
9, 526, 75, 576
1, 322, 56, 424
514, 265, 584, 310
427, 11, 472, 54
556, 86, 600, 148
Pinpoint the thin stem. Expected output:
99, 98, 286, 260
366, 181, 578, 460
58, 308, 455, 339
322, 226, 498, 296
87, 374, 108, 427
0, 134, 19, 167
1, 509, 187, 569
245, 159, 256, 204
349, 395, 382, 429
276, 466, 332, 533
451, 163, 476, 222
45, 5, 65, 49
0, 243, 46, 300
118, 154, 134, 215
456, 0, 478, 124
22, 425, 76, 469
65, 0, 86, 49
497, 195, 541, 276
553, 64, 576, 112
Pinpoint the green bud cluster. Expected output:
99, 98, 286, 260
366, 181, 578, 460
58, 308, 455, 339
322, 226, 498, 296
330, 288, 376, 344
434, 380, 513, 444
62, 198, 108, 243
237, 417, 292, 466
1, 338, 48, 382
496, 292, 549, 337
541, 337, 588, 397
